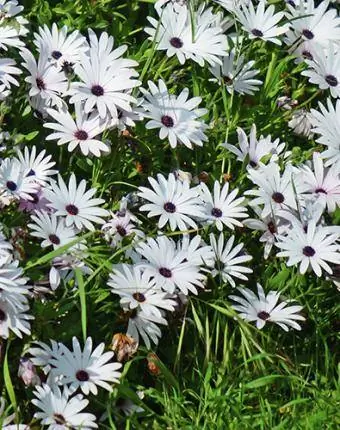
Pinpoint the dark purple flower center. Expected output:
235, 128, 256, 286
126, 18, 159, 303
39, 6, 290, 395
161, 115, 174, 128
315, 187, 327, 194
272, 192, 284, 204
91, 84, 104, 96
325, 75, 338, 87
164, 202, 176, 213
53, 414, 66, 425
211, 207, 223, 218
74, 129, 89, 141
302, 29, 314, 40
267, 221, 277, 235
223, 75, 233, 85
27, 169, 35, 177
159, 267, 172, 278
0, 308, 6, 321
65, 204, 79, 215
30, 193, 40, 204
36, 77, 45, 90
303, 246, 315, 257
6, 181, 17, 191
257, 311, 270, 320
133, 292, 146, 302
49, 234, 61, 245
249, 160, 257, 168
116, 225, 127, 237
76, 369, 89, 381
170, 37, 183, 48
251, 29, 263, 37
51, 50, 62, 60
302, 50, 313, 60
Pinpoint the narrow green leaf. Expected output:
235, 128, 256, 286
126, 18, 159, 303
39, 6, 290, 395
75, 268, 87, 343
4, 342, 17, 411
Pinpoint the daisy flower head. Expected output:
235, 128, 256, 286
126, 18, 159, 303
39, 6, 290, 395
229, 283, 305, 331
0, 157, 39, 201
108, 264, 176, 318
297, 152, 340, 213
138, 172, 205, 232
44, 103, 109, 157
135, 235, 206, 295
276, 220, 340, 277
288, 108, 314, 138
245, 162, 297, 218
178, 234, 215, 268
235, 0, 288, 45
102, 210, 140, 247
310, 98, 340, 167
301, 42, 340, 98
0, 21, 25, 51
69, 36, 140, 120
15, 146, 57, 185
20, 47, 68, 109
28, 340, 62, 374
19, 187, 51, 213
199, 180, 248, 231
50, 336, 122, 395
284, 0, 340, 62
45, 173, 109, 231
141, 80, 208, 149
210, 50, 262, 95
223, 124, 286, 168
34, 23, 88, 69
145, 3, 227, 67
210, 233, 253, 287
32, 384, 98, 429
0, 257, 30, 300
28, 211, 77, 249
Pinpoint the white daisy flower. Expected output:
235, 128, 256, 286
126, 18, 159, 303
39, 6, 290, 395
210, 233, 253, 287
108, 264, 176, 318
288, 109, 314, 138
302, 43, 340, 98
297, 152, 340, 213
28, 211, 77, 249
284, 0, 340, 61
44, 103, 109, 157
135, 235, 206, 295
69, 38, 140, 120
199, 180, 248, 231
310, 98, 340, 167
0, 298, 33, 339
20, 48, 68, 109
178, 234, 215, 268
245, 162, 297, 218
210, 50, 262, 95
223, 124, 286, 168
50, 337, 122, 395
141, 80, 208, 149
127, 310, 167, 349
44, 173, 109, 231
0, 158, 39, 201
32, 384, 97, 429
0, 58, 21, 88
16, 146, 57, 185
34, 23, 88, 69
276, 220, 340, 277
244, 206, 289, 259
235, 0, 288, 45
138, 173, 205, 232
229, 283, 305, 331
102, 210, 140, 247
145, 3, 227, 67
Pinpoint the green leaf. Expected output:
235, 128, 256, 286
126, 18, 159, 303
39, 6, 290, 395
245, 375, 284, 389
75, 268, 87, 343
4, 342, 17, 411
